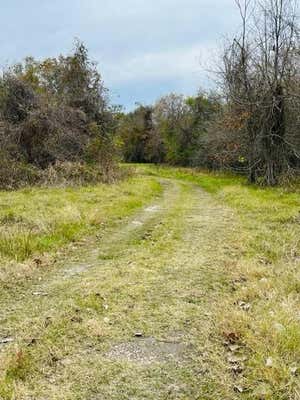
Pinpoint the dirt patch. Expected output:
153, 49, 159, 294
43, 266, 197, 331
63, 263, 93, 278
106, 337, 186, 364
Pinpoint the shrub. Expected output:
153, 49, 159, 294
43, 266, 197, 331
0, 41, 119, 188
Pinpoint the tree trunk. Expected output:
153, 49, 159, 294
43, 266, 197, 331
262, 85, 286, 185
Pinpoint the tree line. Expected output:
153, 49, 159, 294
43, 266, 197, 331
117, 93, 222, 167
119, 0, 300, 185
0, 0, 299, 188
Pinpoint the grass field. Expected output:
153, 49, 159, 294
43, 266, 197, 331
0, 175, 162, 281
0, 165, 299, 399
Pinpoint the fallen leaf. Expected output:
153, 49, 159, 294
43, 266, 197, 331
27, 338, 38, 346
0, 337, 14, 344
32, 291, 48, 296
33, 258, 43, 267
238, 301, 251, 311
71, 315, 83, 323
290, 366, 298, 376
229, 344, 241, 352
231, 364, 244, 374
260, 277, 268, 283
134, 332, 143, 337
223, 331, 240, 344
234, 385, 244, 393
228, 355, 247, 364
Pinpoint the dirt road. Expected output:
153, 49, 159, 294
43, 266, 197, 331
0, 177, 240, 399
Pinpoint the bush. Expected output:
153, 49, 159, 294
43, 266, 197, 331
40, 161, 118, 186
0, 154, 40, 189
0, 41, 119, 188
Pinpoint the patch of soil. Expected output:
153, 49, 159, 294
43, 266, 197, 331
106, 337, 186, 364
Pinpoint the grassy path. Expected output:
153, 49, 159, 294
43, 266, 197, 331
0, 166, 299, 399
0, 177, 238, 399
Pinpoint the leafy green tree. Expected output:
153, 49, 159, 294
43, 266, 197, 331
119, 105, 165, 163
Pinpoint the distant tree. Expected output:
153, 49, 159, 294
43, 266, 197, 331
119, 104, 165, 163
153, 93, 190, 164
153, 92, 220, 166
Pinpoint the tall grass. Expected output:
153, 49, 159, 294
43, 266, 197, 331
0, 176, 162, 265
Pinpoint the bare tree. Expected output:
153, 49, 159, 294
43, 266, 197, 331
223, 0, 299, 185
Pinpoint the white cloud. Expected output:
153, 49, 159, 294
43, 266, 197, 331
102, 43, 216, 85
0, 0, 240, 108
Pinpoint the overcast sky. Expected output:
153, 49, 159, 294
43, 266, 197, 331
0, 0, 241, 110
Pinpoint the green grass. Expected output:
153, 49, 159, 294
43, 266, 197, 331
0, 176, 162, 263
0, 164, 299, 399
133, 164, 300, 399
134, 164, 299, 261
0, 175, 235, 399
126, 163, 245, 192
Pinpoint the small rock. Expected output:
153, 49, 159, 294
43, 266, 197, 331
266, 357, 273, 367
103, 317, 110, 324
